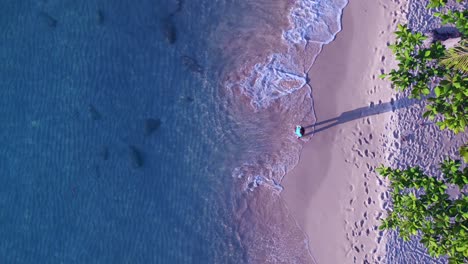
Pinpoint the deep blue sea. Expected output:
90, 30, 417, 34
0, 0, 245, 263
0, 0, 347, 263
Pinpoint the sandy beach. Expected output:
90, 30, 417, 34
282, 0, 407, 263
282, 0, 468, 263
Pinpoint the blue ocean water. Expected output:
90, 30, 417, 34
0, 0, 245, 263
0, 0, 349, 263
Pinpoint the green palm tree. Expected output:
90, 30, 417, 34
440, 40, 468, 74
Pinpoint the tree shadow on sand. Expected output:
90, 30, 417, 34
304, 98, 419, 136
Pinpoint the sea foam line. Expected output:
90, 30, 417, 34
231, 0, 349, 109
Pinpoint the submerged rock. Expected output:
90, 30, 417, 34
94, 164, 101, 178
178, 95, 194, 104
184, 96, 194, 103
160, 17, 176, 44
99, 146, 109, 161
97, 9, 105, 25
38, 11, 57, 28
144, 118, 161, 136
172, 0, 184, 15
181, 55, 203, 74
166, 0, 184, 17
88, 104, 102, 120
129, 145, 144, 169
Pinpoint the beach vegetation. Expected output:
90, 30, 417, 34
377, 160, 468, 263
428, 0, 464, 9
381, 3, 468, 134
378, 4, 468, 263
382, 24, 467, 133
440, 40, 468, 73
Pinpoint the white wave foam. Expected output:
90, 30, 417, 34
283, 0, 348, 44
226, 0, 348, 109
248, 175, 284, 192
225, 0, 349, 185
233, 53, 307, 109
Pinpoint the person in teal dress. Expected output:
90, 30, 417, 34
295, 125, 305, 139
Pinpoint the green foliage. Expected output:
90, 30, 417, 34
381, 24, 468, 133
383, 24, 446, 96
440, 41, 468, 74
424, 73, 468, 133
379, 5, 468, 263
378, 161, 468, 263
428, 0, 448, 8
428, 0, 464, 9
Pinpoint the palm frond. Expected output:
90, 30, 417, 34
440, 41, 468, 74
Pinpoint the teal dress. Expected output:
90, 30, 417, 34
295, 126, 303, 138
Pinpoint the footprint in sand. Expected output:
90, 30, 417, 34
380, 192, 385, 200
360, 219, 365, 227
376, 212, 383, 220
366, 163, 371, 171
377, 178, 384, 186
377, 236, 383, 244
354, 246, 360, 253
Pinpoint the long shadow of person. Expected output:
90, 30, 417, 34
304, 98, 419, 136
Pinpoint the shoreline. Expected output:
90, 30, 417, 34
281, 0, 407, 263
282, 0, 468, 263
